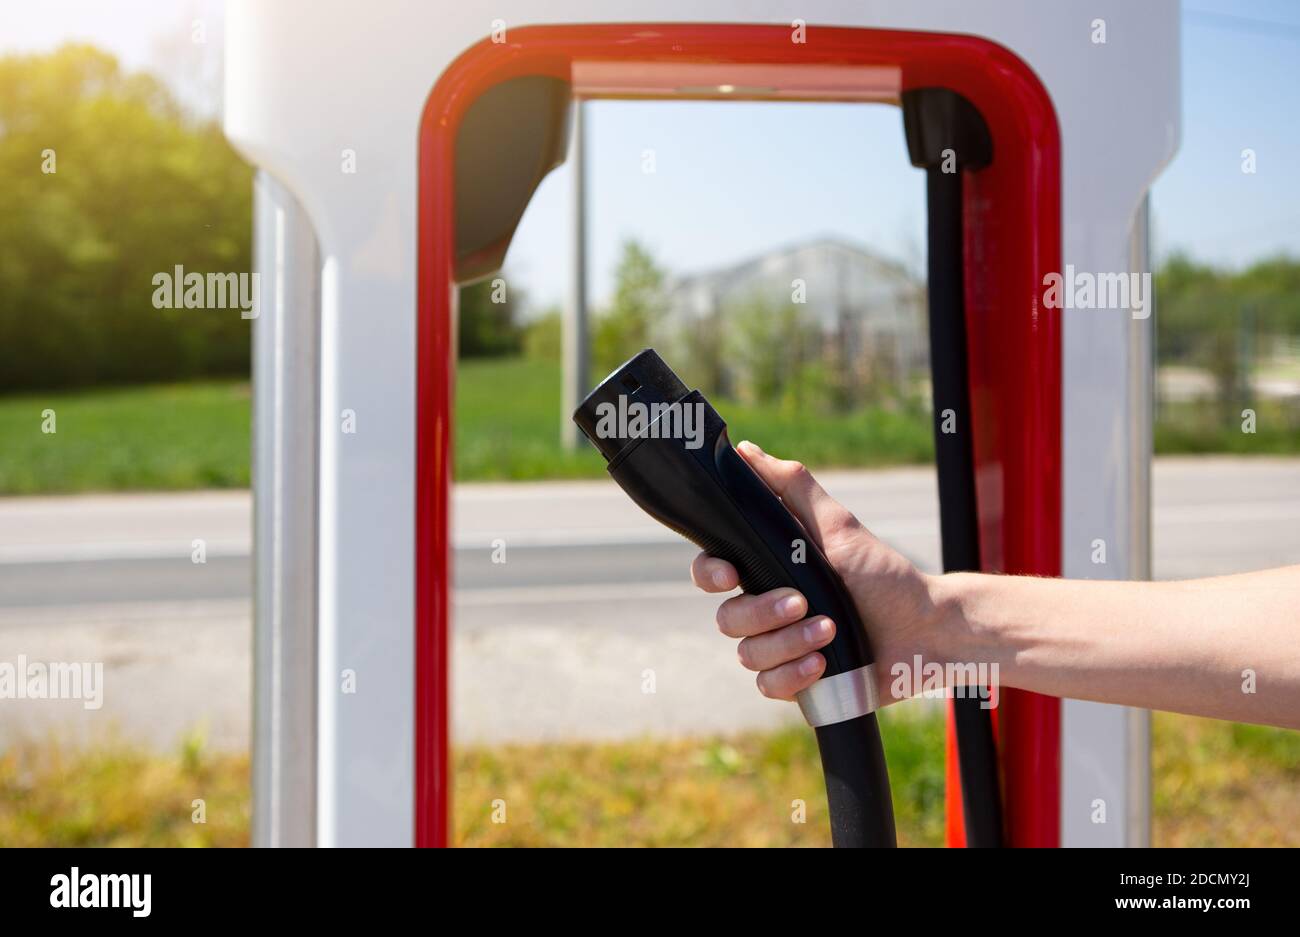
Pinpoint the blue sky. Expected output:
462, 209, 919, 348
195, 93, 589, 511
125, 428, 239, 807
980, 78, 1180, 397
507, 98, 926, 311
1154, 2, 1300, 267
509, 0, 1300, 310
5, 1, 1299, 311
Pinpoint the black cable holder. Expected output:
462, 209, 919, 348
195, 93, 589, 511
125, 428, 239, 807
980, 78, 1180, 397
903, 87, 1004, 849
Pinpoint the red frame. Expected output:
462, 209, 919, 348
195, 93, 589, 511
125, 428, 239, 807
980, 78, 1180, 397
417, 23, 1062, 848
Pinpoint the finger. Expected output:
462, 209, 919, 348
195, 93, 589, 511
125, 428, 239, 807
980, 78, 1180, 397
737, 616, 836, 672
690, 553, 738, 593
735, 441, 857, 547
716, 588, 807, 638
756, 652, 827, 701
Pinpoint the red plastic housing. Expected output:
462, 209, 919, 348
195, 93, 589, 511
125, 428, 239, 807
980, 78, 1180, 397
417, 23, 1062, 848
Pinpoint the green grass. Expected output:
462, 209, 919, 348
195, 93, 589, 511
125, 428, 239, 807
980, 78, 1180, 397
1154, 399, 1300, 456
0, 382, 250, 495
456, 710, 944, 847
2, 711, 1295, 846
1152, 713, 1300, 847
3, 360, 1298, 495
453, 356, 935, 481
0, 731, 250, 848
453, 357, 607, 480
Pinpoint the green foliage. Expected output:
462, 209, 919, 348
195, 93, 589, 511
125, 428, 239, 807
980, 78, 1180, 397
670, 306, 728, 395
1158, 253, 1300, 354
0, 45, 253, 392
522, 307, 562, 362
1157, 252, 1300, 419
593, 240, 666, 375
726, 295, 826, 410
1154, 399, 1300, 455
458, 277, 523, 358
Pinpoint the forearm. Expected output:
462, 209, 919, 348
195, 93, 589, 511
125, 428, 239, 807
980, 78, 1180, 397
930, 566, 1300, 729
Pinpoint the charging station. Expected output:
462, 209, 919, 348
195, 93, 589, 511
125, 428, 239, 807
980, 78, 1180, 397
226, 0, 1180, 847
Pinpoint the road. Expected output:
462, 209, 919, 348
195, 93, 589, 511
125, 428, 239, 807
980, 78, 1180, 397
1, 457, 1298, 749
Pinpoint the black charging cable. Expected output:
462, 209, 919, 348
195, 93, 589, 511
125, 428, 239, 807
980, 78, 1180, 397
904, 88, 1005, 848
574, 351, 897, 847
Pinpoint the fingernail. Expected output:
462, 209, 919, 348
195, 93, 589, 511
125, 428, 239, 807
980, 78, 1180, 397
776, 595, 803, 618
799, 655, 823, 677
803, 618, 832, 643
712, 568, 729, 588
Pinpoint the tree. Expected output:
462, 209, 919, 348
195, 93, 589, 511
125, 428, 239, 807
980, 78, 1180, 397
0, 45, 253, 392
725, 295, 822, 410
522, 307, 561, 362
593, 240, 667, 375
457, 276, 522, 358
1156, 252, 1300, 422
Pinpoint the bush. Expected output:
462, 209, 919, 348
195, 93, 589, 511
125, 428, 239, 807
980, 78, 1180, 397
523, 308, 561, 362
592, 240, 666, 375
0, 46, 255, 393
458, 277, 523, 358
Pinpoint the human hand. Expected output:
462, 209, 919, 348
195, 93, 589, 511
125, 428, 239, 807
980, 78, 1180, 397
690, 441, 946, 704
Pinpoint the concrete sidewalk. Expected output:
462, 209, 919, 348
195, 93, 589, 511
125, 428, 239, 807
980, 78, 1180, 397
1, 456, 1298, 751
0, 491, 251, 564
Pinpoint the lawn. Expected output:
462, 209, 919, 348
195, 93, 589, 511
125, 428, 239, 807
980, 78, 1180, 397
455, 707, 945, 847
454, 357, 936, 481
2, 712, 1295, 847
2, 359, 1297, 494
1155, 398, 1300, 456
0, 360, 936, 493
0, 382, 251, 495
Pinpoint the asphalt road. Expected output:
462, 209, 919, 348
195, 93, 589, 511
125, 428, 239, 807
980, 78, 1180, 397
1, 457, 1297, 749
4, 456, 1300, 606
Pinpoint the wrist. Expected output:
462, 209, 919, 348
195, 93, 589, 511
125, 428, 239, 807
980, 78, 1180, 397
922, 571, 992, 668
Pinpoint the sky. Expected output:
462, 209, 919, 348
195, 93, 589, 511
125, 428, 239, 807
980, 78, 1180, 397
512, 0, 1300, 310
510, 98, 926, 313
1154, 2, 1300, 267
2, 0, 226, 114
4, 1, 1298, 312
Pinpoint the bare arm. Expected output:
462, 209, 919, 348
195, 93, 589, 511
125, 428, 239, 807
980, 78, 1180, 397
692, 441, 1300, 731
933, 567, 1300, 728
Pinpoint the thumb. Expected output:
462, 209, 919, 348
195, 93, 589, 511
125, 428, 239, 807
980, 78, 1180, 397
735, 441, 857, 549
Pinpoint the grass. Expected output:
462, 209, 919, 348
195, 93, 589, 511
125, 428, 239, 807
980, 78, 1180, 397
1155, 399, 1300, 456
0, 381, 250, 494
2, 712, 1295, 847
2, 360, 1298, 494
455, 356, 935, 481
1152, 714, 1300, 847
454, 357, 607, 480
455, 708, 945, 847
0, 360, 935, 493
0, 731, 250, 847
